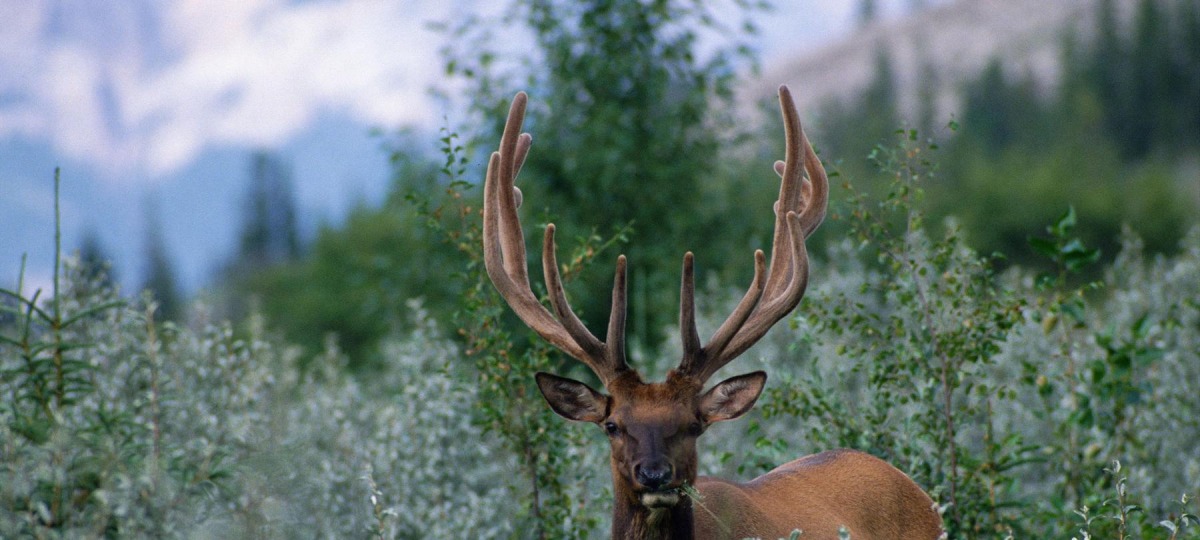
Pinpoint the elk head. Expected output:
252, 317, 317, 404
482, 85, 827, 510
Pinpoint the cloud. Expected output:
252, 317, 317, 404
0, 0, 900, 184
2, 0, 453, 181
134, 0, 447, 173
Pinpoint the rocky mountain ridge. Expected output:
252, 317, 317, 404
746, 0, 1128, 123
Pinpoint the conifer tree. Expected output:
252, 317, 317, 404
858, 0, 879, 27
77, 229, 116, 292
1130, 0, 1169, 155
141, 197, 181, 321
237, 151, 300, 269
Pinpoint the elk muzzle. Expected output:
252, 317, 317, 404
633, 455, 683, 508
637, 466, 682, 508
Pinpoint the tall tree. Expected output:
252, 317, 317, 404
1129, 0, 1170, 156
859, 0, 879, 27
77, 229, 116, 292
1089, 0, 1128, 150
450, 0, 764, 344
818, 46, 900, 174
1183, 0, 1200, 142
958, 59, 1043, 155
141, 197, 181, 321
915, 58, 939, 139
218, 150, 302, 327
237, 151, 300, 269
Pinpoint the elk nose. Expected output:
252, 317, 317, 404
635, 461, 673, 490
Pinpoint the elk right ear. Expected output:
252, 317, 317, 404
699, 371, 767, 423
535, 372, 609, 423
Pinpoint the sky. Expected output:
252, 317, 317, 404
0, 0, 919, 296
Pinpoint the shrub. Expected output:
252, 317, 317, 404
1, 187, 520, 536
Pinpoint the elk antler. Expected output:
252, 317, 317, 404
675, 85, 828, 383
482, 92, 631, 385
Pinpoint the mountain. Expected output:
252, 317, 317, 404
746, 0, 1116, 122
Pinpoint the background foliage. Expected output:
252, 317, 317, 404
816, 0, 1199, 270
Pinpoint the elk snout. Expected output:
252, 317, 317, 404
634, 460, 673, 490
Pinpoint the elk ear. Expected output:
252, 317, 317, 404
535, 372, 609, 423
699, 371, 767, 423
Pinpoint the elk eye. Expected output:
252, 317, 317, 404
603, 421, 620, 436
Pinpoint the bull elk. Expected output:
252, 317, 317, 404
482, 86, 944, 539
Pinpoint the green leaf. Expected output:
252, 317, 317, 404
1134, 348, 1164, 365
1028, 236, 1059, 259
1063, 246, 1101, 272
1062, 298, 1087, 325
1111, 352, 1132, 373
1034, 272, 1057, 290
1052, 205, 1077, 236
1131, 313, 1151, 337
60, 300, 127, 328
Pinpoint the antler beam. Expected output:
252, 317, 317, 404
482, 92, 630, 385
675, 85, 828, 383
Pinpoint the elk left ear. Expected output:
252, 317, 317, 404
535, 372, 609, 423
699, 371, 767, 423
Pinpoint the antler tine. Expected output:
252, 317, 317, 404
483, 92, 628, 385
763, 85, 824, 293
676, 85, 825, 383
605, 255, 630, 370
793, 103, 828, 238
484, 153, 584, 360
676, 250, 765, 376
497, 93, 532, 286
543, 225, 631, 378
680, 253, 702, 359
702, 213, 810, 380
544, 225, 606, 359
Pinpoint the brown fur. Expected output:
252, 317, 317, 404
691, 450, 943, 539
